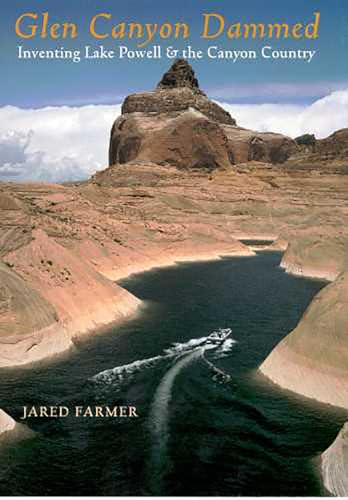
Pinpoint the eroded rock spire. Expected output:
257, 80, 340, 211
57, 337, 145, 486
157, 59, 201, 92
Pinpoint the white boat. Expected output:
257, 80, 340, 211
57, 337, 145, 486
206, 328, 231, 344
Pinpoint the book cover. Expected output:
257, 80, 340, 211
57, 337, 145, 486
0, 0, 347, 497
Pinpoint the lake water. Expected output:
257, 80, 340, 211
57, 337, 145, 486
0, 251, 346, 495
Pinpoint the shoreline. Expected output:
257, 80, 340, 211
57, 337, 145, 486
0, 245, 255, 370
259, 264, 348, 410
258, 249, 348, 496
0, 409, 35, 445
280, 261, 337, 282
0, 242, 255, 438
106, 247, 255, 282
321, 423, 348, 497
259, 342, 348, 410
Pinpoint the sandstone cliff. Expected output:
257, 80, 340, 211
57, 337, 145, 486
222, 125, 297, 164
0, 409, 34, 444
285, 128, 348, 172
260, 237, 348, 495
260, 236, 348, 409
109, 59, 298, 169
259, 236, 348, 494
0, 226, 140, 367
122, 58, 236, 125
260, 270, 348, 409
280, 235, 348, 281
321, 423, 348, 496
0, 260, 72, 367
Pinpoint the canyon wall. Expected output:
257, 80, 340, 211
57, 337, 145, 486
321, 423, 348, 496
0, 409, 34, 443
259, 237, 348, 496
261, 236, 348, 409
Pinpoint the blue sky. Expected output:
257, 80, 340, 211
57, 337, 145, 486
1, 0, 347, 107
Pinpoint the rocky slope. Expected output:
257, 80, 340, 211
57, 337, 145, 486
260, 270, 348, 409
0, 409, 34, 444
280, 235, 348, 281
260, 237, 348, 495
261, 235, 348, 409
321, 423, 348, 496
0, 260, 72, 367
285, 128, 348, 172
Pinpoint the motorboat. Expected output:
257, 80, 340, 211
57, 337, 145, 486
206, 328, 231, 344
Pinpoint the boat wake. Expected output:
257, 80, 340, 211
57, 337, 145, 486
147, 348, 202, 493
91, 328, 235, 493
91, 328, 235, 392
146, 328, 235, 493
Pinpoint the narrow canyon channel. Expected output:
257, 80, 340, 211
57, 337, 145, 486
0, 251, 346, 495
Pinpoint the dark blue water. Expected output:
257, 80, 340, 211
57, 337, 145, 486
240, 239, 274, 246
0, 252, 346, 496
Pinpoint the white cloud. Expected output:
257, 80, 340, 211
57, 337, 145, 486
0, 104, 121, 183
0, 89, 346, 183
218, 89, 348, 138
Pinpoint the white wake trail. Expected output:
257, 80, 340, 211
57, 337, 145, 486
147, 348, 203, 493
149, 348, 203, 440
92, 354, 167, 387
147, 329, 235, 492
91, 336, 210, 391
90, 328, 236, 492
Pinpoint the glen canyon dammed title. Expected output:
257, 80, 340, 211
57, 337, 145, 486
15, 12, 321, 46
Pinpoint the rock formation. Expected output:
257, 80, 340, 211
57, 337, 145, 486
257, 235, 348, 497
0, 225, 140, 367
321, 423, 348, 496
109, 110, 234, 171
284, 128, 348, 171
260, 270, 348, 409
0, 409, 34, 444
109, 59, 298, 169
157, 58, 200, 90
0, 260, 72, 367
222, 126, 298, 164
260, 236, 348, 408
280, 235, 348, 281
259, 236, 348, 495
0, 409, 16, 435
315, 128, 348, 164
121, 59, 235, 125
295, 133, 316, 147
